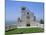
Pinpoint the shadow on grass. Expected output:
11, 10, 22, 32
5, 28, 44, 34
5, 28, 17, 32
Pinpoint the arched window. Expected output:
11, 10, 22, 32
34, 16, 36, 21
21, 7, 26, 10
18, 18, 20, 21
20, 20, 22, 22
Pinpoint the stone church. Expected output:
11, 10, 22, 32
16, 7, 43, 28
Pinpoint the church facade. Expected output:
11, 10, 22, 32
16, 7, 43, 28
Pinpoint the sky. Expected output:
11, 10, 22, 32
6, 0, 44, 21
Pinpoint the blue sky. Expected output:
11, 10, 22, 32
6, 0, 44, 21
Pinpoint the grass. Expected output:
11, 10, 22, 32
5, 28, 44, 35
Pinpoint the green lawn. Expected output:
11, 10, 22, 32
5, 28, 44, 35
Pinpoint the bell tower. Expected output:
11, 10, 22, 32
21, 7, 27, 21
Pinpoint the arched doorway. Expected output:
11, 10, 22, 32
26, 24, 30, 26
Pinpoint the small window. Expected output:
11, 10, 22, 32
27, 12, 29, 14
